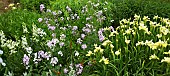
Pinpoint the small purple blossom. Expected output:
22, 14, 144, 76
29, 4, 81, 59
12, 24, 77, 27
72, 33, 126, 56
50, 57, 58, 66
52, 11, 57, 15
58, 10, 62, 14
48, 25, 56, 31
75, 64, 83, 75
59, 42, 65, 47
81, 44, 87, 50
81, 34, 86, 39
52, 33, 56, 37
60, 17, 64, 21
109, 26, 114, 32
99, 35, 105, 42
23, 54, 30, 66
96, 10, 103, 17
77, 38, 82, 44
64, 68, 69, 74
88, 61, 92, 66
38, 18, 43, 22
58, 51, 63, 56
86, 16, 92, 21
47, 38, 59, 48
72, 26, 78, 31
66, 6, 72, 12
46, 9, 51, 12
60, 34, 66, 40
40, 4, 45, 12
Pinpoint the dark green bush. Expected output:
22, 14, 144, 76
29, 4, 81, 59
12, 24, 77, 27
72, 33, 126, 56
110, 0, 170, 27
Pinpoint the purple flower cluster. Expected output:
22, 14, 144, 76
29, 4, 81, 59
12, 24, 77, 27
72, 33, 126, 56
23, 54, 30, 69
82, 24, 94, 34
40, 4, 45, 12
77, 38, 82, 44
75, 64, 83, 75
47, 38, 59, 48
81, 44, 87, 50
48, 25, 56, 31
66, 6, 72, 12
98, 28, 105, 42
33, 51, 51, 63
64, 68, 69, 74
50, 57, 58, 66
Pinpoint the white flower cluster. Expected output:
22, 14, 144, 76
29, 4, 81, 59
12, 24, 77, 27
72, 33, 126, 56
0, 30, 20, 54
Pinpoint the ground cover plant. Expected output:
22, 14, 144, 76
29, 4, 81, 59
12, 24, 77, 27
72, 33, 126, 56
0, 0, 170, 76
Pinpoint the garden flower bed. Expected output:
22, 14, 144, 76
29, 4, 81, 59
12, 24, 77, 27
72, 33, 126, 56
0, 0, 170, 76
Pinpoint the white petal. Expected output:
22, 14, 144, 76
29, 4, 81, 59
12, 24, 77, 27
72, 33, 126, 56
0, 57, 3, 63
0, 50, 3, 54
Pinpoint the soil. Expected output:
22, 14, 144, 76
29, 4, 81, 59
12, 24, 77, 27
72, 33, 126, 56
0, 0, 14, 13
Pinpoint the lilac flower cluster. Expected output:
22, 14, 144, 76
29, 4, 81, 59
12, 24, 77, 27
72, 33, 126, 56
75, 64, 83, 75
33, 51, 51, 63
98, 28, 105, 42
40, 4, 45, 12
23, 54, 30, 69
47, 38, 59, 48
50, 57, 58, 66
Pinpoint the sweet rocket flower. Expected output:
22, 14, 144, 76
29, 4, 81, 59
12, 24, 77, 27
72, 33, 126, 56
66, 6, 72, 12
58, 10, 62, 14
38, 18, 43, 22
81, 34, 86, 39
75, 64, 83, 75
96, 10, 103, 17
52, 11, 57, 15
0, 50, 3, 54
60, 34, 66, 40
86, 16, 92, 21
64, 68, 69, 74
46, 9, 51, 12
88, 61, 92, 66
23, 54, 30, 66
72, 26, 78, 31
47, 39, 59, 48
0, 57, 6, 66
48, 25, 56, 31
60, 17, 64, 21
81, 44, 87, 50
50, 57, 58, 66
99, 35, 105, 42
77, 38, 82, 44
40, 4, 45, 12
52, 33, 56, 38
25, 47, 32, 54
58, 51, 63, 56
75, 51, 79, 56
59, 42, 65, 47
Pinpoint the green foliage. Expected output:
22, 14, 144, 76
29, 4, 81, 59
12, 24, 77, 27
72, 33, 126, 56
110, 0, 170, 27
19, 0, 50, 12
0, 9, 41, 39
1, 0, 170, 75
